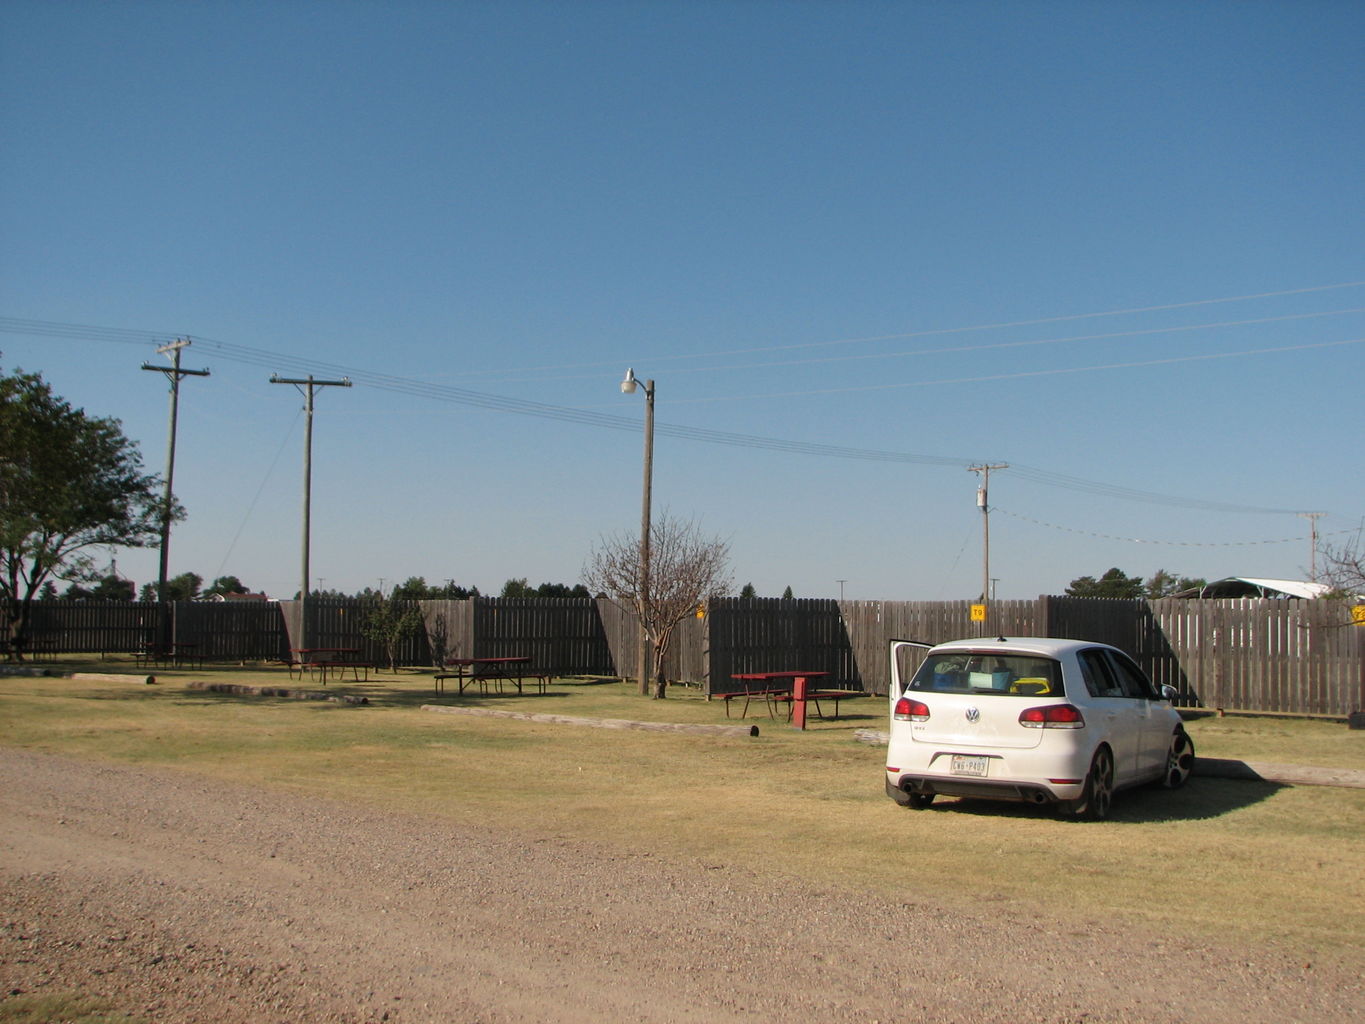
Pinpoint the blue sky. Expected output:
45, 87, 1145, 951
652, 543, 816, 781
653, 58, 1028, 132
2, 0, 1361, 601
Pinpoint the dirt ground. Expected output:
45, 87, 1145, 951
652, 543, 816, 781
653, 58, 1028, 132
1, 747, 1359, 1024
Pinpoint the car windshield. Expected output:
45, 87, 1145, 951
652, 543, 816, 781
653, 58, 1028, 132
908, 653, 1064, 697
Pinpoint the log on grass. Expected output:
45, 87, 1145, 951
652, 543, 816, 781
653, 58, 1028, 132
421, 703, 758, 738
187, 681, 368, 705
70, 672, 156, 685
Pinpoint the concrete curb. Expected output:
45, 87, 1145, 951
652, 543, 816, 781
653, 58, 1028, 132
422, 703, 759, 738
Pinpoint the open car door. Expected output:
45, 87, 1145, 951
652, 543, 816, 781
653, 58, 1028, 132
888, 639, 934, 714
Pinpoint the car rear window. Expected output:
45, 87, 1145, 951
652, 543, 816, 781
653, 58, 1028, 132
908, 653, 1064, 697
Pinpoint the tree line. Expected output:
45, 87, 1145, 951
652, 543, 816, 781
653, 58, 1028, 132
1064, 568, 1206, 599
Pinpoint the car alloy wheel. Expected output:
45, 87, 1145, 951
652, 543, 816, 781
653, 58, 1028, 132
1162, 727, 1195, 789
1060, 747, 1114, 821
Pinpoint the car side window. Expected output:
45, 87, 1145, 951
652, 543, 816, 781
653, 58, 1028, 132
1104, 650, 1157, 700
1078, 650, 1123, 698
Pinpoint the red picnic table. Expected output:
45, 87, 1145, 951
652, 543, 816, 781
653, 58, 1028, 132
728, 671, 834, 729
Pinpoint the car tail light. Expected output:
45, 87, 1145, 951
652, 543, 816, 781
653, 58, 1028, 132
1018, 703, 1085, 729
894, 697, 930, 722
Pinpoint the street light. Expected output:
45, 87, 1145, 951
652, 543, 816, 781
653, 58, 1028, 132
621, 368, 655, 696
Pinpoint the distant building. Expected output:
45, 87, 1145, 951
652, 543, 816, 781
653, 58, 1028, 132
1171, 577, 1331, 600
206, 591, 276, 603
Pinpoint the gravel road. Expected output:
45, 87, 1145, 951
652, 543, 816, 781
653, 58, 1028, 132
1, 747, 1358, 1024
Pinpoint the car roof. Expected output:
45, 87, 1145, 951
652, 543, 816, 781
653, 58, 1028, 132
925, 636, 1108, 658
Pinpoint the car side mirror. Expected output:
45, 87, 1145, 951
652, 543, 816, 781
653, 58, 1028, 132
1159, 684, 1179, 702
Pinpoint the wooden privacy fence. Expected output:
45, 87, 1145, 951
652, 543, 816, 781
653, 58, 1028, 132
18, 600, 289, 661
18, 596, 1364, 715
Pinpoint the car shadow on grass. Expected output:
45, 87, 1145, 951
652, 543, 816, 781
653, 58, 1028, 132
912, 776, 1286, 823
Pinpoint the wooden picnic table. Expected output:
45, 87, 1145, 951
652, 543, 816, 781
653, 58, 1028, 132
290, 648, 370, 684
434, 656, 548, 695
136, 641, 201, 669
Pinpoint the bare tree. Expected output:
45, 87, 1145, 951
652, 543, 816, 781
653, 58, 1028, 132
584, 512, 732, 699
1319, 532, 1365, 597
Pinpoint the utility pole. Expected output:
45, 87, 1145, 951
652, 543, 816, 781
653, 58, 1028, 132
621, 369, 655, 696
968, 464, 1008, 632
1298, 512, 1326, 580
142, 339, 209, 647
270, 374, 351, 652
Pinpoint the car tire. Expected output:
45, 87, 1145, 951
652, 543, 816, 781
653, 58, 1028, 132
907, 792, 936, 810
1059, 747, 1114, 821
1161, 727, 1195, 789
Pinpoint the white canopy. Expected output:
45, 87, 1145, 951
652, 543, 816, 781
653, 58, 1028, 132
1172, 577, 1332, 599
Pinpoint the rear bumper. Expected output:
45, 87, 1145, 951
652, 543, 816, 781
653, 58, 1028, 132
887, 773, 1080, 806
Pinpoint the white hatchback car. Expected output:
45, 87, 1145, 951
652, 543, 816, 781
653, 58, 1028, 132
885, 636, 1194, 820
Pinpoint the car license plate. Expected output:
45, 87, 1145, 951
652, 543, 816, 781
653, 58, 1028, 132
950, 755, 989, 777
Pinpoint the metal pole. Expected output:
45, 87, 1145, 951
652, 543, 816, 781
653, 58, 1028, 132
301, 379, 314, 649
968, 464, 1007, 634
271, 374, 351, 653
639, 378, 655, 696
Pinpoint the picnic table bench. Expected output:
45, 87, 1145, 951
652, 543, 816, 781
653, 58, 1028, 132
768, 688, 864, 720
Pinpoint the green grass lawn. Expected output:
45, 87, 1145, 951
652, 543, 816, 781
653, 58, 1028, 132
4, 658, 1363, 956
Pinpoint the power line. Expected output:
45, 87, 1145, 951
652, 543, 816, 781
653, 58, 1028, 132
425, 307, 1365, 385
0, 315, 1333, 515
391, 278, 1365, 377
673, 337, 1365, 404
6, 278, 1365, 378
995, 507, 1358, 547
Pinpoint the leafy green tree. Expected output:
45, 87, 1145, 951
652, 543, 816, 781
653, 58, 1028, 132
781, 585, 794, 600
739, 582, 757, 598
163, 572, 202, 602
1065, 568, 1145, 599
389, 576, 432, 600
387, 576, 481, 600
89, 573, 135, 601
535, 582, 590, 598
497, 578, 586, 599
204, 575, 248, 597
1145, 569, 1205, 598
1, 366, 166, 658
361, 593, 424, 672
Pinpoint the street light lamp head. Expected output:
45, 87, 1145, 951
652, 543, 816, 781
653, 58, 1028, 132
620, 367, 638, 394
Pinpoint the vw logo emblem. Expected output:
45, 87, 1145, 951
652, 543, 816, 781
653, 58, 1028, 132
965, 707, 980, 723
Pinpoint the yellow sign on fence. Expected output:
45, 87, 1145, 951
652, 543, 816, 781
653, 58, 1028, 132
1352, 604, 1365, 626
970, 603, 986, 622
